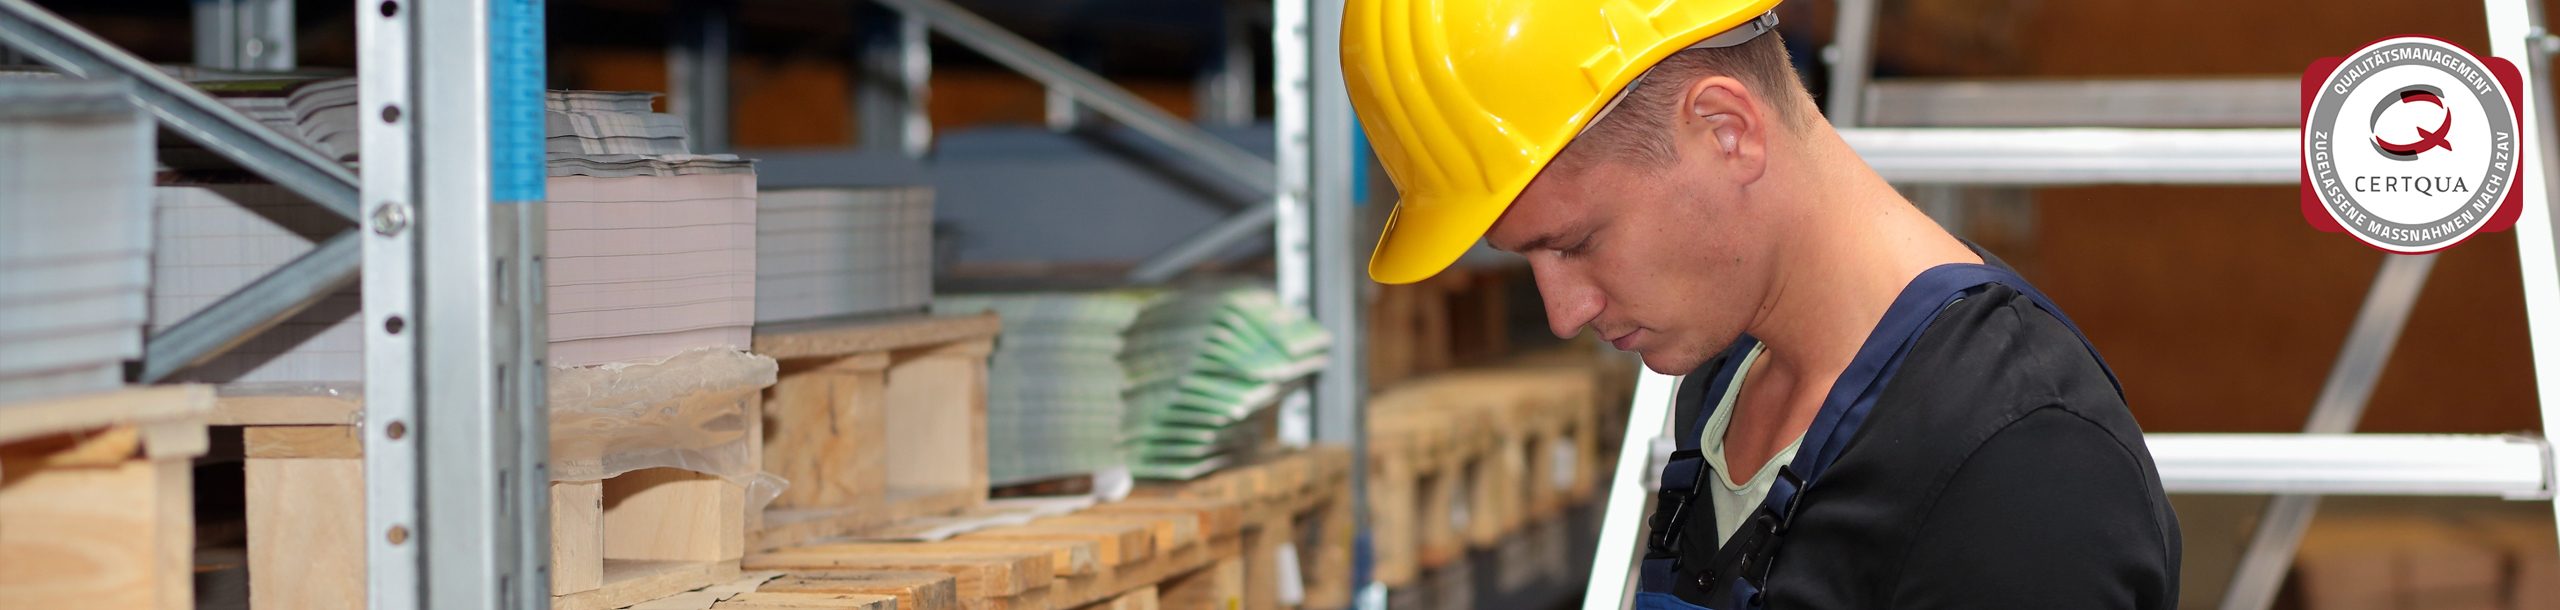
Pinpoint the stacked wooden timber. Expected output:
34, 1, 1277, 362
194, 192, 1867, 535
742, 497, 1248, 610
0, 386, 215, 609
1131, 446, 1357, 610
1363, 356, 1612, 591
749, 313, 1002, 551
222, 351, 785, 610
1367, 266, 1518, 389
2290, 508, 2560, 610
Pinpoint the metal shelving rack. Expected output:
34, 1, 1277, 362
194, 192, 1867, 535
4, 0, 1362, 605
1588, 2, 2560, 610
0, 0, 552, 607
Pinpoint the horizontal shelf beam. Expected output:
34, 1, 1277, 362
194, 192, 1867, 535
0, 0, 360, 220
2147, 433, 2553, 498
1862, 77, 2299, 128
1841, 127, 2299, 185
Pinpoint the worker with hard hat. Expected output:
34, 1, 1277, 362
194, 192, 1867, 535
1343, 0, 2182, 608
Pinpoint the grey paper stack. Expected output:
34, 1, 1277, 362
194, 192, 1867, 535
151, 183, 362, 385
149, 87, 757, 383
1119, 285, 1331, 479
755, 186, 934, 322
935, 291, 1159, 484
0, 79, 154, 404
199, 77, 360, 163
547, 91, 689, 156
542, 90, 757, 366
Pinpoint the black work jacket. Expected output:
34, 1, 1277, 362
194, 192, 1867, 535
1663, 250, 2182, 610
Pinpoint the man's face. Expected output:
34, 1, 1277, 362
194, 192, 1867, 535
1486, 149, 1779, 376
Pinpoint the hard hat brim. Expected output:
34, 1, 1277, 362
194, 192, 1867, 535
1368, 189, 1509, 285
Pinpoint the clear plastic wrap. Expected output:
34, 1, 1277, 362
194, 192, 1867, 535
548, 347, 788, 509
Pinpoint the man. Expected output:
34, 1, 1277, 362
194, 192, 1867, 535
1342, 1, 2181, 608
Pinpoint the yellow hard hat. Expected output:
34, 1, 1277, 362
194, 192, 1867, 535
1345, 0, 1784, 284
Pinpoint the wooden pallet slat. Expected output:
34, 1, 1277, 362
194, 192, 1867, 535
0, 386, 213, 610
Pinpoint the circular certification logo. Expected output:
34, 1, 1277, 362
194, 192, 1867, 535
2302, 37, 2521, 253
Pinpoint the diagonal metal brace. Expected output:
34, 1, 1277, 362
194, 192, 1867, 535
142, 230, 361, 382
0, 0, 361, 221
2218, 252, 2438, 610
871, 0, 1277, 196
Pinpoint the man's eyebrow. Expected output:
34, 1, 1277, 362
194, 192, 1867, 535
1501, 233, 1564, 253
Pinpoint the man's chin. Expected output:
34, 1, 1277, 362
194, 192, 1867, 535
1636, 350, 1710, 377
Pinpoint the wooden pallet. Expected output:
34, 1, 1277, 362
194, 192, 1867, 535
0, 386, 215, 610
751, 313, 1001, 552
745, 498, 1247, 610
1131, 447, 1355, 610
224, 362, 772, 610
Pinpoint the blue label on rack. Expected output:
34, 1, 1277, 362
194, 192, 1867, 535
490, 0, 546, 203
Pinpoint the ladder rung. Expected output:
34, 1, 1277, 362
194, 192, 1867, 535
2146, 433, 2552, 498
1841, 127, 2299, 185
1863, 78, 2299, 128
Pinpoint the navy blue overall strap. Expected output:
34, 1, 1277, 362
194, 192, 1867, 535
1659, 337, 1763, 492
1759, 262, 2121, 526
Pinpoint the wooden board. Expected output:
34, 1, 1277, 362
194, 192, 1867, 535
554, 480, 606, 595
752, 312, 1002, 361
746, 548, 1052, 600
1086, 585, 1160, 610
957, 521, 1156, 566
0, 386, 212, 446
765, 353, 891, 509
0, 387, 209, 610
552, 560, 743, 610
604, 467, 748, 562
762, 570, 960, 610
755, 485, 983, 551
715, 591, 900, 609
782, 540, 1098, 578
755, 324, 995, 553
246, 455, 365, 610
1157, 556, 1245, 610
882, 340, 992, 507
211, 393, 362, 426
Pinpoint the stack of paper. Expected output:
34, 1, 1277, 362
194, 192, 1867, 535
546, 155, 759, 367
148, 86, 758, 382
755, 186, 934, 323
151, 183, 363, 385
1, 79, 155, 404
547, 91, 689, 156
935, 291, 1159, 484
1119, 286, 1331, 479
935, 285, 1332, 482
199, 77, 360, 163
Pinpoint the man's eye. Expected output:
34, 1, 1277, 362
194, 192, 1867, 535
1560, 236, 1595, 256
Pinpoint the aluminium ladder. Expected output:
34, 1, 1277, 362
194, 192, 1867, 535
1584, 2, 2560, 609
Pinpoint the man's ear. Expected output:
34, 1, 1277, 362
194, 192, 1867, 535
1681, 76, 1769, 182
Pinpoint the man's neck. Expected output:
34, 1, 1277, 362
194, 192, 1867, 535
1720, 125, 1981, 478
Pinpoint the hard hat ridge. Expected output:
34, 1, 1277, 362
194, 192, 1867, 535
1345, 0, 1787, 284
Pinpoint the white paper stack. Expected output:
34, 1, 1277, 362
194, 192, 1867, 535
546, 156, 759, 367
150, 183, 362, 385
755, 186, 934, 323
1, 79, 155, 404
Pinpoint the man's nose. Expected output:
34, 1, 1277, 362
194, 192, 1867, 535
1530, 260, 1602, 339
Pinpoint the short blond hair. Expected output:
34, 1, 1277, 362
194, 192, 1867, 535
1554, 33, 1813, 172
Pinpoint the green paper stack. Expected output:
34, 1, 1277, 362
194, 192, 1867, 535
935, 291, 1159, 484
1120, 286, 1332, 479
